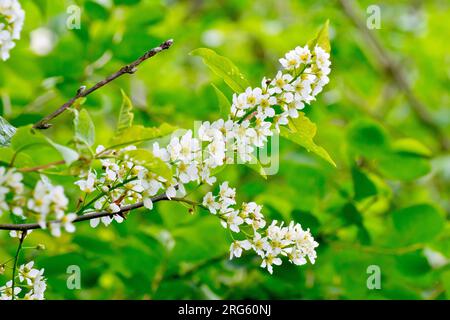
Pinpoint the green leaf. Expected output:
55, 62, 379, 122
244, 154, 267, 179
392, 204, 444, 244
121, 149, 172, 181
109, 123, 176, 149
378, 152, 430, 181
211, 83, 231, 118
115, 90, 134, 137
11, 125, 78, 165
11, 126, 45, 151
392, 138, 432, 157
308, 20, 330, 53
395, 250, 431, 276
347, 120, 431, 181
73, 109, 95, 147
280, 112, 336, 166
0, 147, 33, 167
351, 166, 377, 201
190, 48, 250, 93
0, 116, 16, 146
46, 138, 79, 165
347, 119, 390, 158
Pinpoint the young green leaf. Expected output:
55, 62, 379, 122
0, 115, 16, 146
116, 89, 135, 136
244, 154, 267, 179
46, 138, 80, 165
308, 20, 330, 53
11, 125, 47, 151
280, 112, 336, 167
11, 125, 79, 165
109, 123, 176, 149
73, 108, 95, 147
190, 48, 250, 93
121, 149, 172, 181
211, 83, 231, 118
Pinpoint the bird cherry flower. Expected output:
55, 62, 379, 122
0, 280, 21, 300
18, 261, 40, 285
230, 240, 252, 259
49, 212, 77, 237
0, 0, 25, 61
270, 71, 294, 94
261, 252, 283, 274
220, 208, 244, 233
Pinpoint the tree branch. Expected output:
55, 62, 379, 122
338, 0, 449, 151
18, 160, 66, 172
32, 39, 174, 130
0, 194, 197, 231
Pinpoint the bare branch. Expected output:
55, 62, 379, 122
18, 160, 66, 172
0, 194, 198, 231
33, 39, 174, 130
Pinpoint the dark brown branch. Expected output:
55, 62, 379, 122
338, 0, 449, 151
33, 39, 174, 130
0, 194, 198, 231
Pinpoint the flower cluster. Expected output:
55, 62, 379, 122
231, 44, 330, 134
27, 176, 69, 229
75, 145, 175, 228
0, 167, 75, 237
0, 167, 24, 218
0, 261, 46, 300
203, 183, 318, 274
1, 43, 330, 278
0, 0, 25, 61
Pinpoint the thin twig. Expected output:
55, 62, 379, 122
338, 0, 449, 151
18, 160, 66, 172
33, 39, 174, 130
0, 195, 200, 231
11, 231, 26, 300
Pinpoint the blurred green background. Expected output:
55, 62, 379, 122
1, 0, 449, 299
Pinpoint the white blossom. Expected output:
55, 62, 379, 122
0, 280, 21, 300
0, 0, 25, 61
229, 240, 251, 259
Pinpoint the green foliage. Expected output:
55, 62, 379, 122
0, 0, 448, 300
109, 123, 176, 149
10, 125, 79, 166
280, 113, 336, 167
121, 149, 172, 181
211, 83, 231, 118
347, 119, 431, 181
308, 19, 330, 52
73, 108, 96, 147
392, 204, 444, 244
190, 48, 250, 93
115, 90, 135, 137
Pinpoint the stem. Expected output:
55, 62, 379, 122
0, 194, 204, 231
18, 160, 66, 172
11, 231, 26, 300
33, 39, 174, 130
76, 176, 138, 214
